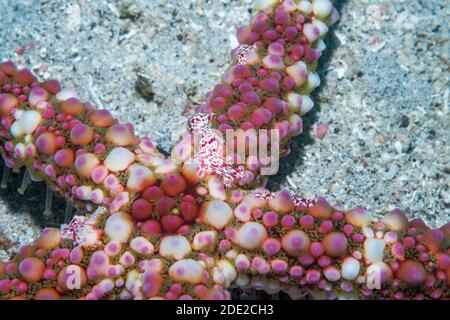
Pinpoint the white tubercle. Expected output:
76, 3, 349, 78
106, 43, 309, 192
289, 114, 303, 136
119, 251, 135, 267
201, 200, 233, 230
316, 39, 327, 51
263, 54, 285, 70
98, 279, 114, 295
13, 143, 25, 158
364, 238, 386, 263
307, 72, 321, 91
154, 159, 178, 175
312, 0, 333, 19
14, 110, 23, 120
362, 227, 375, 238
225, 249, 237, 260
235, 254, 250, 271
300, 95, 314, 115
207, 176, 226, 200
18, 110, 41, 134
10, 121, 23, 137
281, 0, 298, 12
234, 203, 251, 222
237, 222, 267, 250
76, 186, 92, 200
90, 189, 104, 205
104, 212, 134, 243
28, 87, 49, 106
104, 147, 136, 172
168, 259, 205, 285
130, 236, 154, 256
281, 230, 310, 256
140, 259, 163, 273
245, 51, 260, 65
254, 0, 277, 11
383, 231, 398, 244
287, 93, 303, 112
193, 231, 218, 251
298, 1, 312, 14
159, 235, 192, 260
341, 257, 361, 280
312, 19, 329, 37
125, 270, 141, 293
303, 23, 320, 43
329, 7, 340, 25
24, 134, 32, 143
105, 240, 122, 256
217, 260, 238, 287
75, 153, 100, 178
56, 87, 78, 101
286, 61, 309, 87
126, 164, 155, 192
111, 192, 130, 213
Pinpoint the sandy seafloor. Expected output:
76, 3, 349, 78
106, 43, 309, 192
0, 0, 448, 265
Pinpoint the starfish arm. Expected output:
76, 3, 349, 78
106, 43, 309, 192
1, 188, 448, 300
200, 188, 450, 300
0, 60, 174, 215
174, 0, 340, 188
0, 212, 231, 300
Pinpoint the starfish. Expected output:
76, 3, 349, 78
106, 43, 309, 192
0, 0, 448, 300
